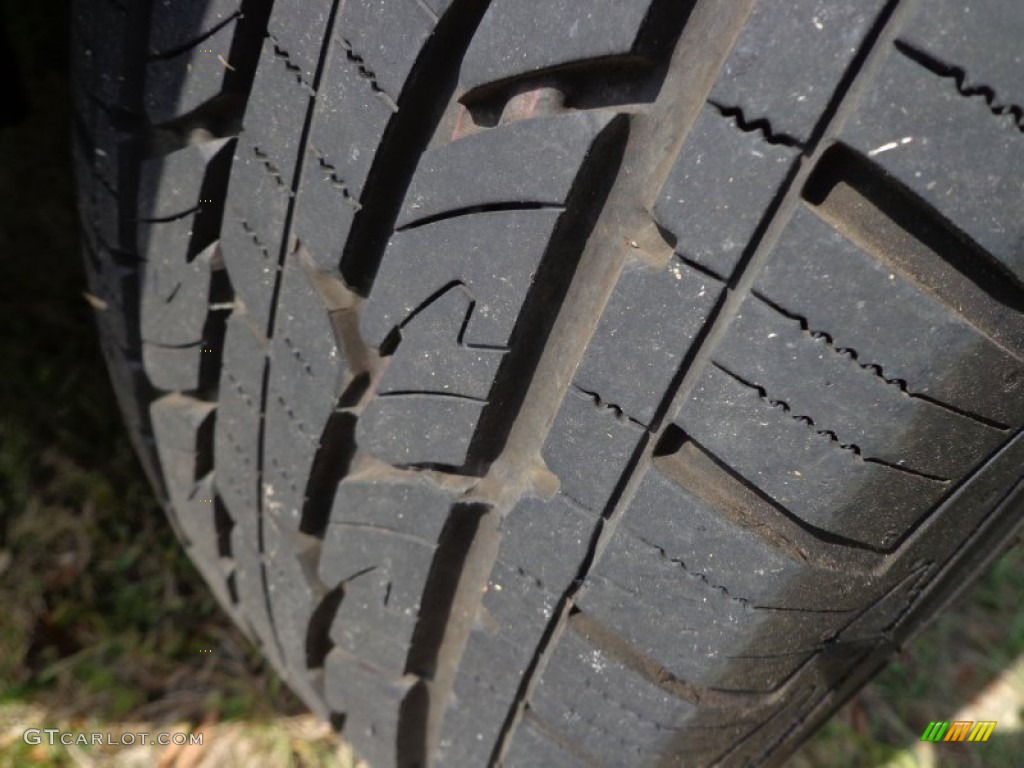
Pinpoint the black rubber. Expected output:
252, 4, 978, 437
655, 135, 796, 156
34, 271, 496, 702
73, 0, 1024, 765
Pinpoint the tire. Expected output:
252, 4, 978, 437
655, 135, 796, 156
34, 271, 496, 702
72, 0, 1024, 765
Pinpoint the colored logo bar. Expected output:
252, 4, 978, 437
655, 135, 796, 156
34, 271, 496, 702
920, 720, 997, 743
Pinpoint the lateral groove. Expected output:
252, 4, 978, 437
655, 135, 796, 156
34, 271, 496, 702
311, 149, 362, 209
803, 143, 1024, 355
712, 361, 951, 483
148, 13, 243, 62
566, 611, 788, 708
340, 37, 400, 110
751, 290, 1013, 432
894, 40, 1024, 132
656, 434, 885, 560
395, 202, 565, 233
707, 100, 804, 148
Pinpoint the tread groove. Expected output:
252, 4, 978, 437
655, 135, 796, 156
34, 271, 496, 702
250, 0, 344, 680
750, 290, 1013, 431
401, 502, 499, 765
893, 40, 1024, 132
463, 115, 630, 473
711, 361, 952, 483
487, 2, 765, 761
566, 610, 785, 707
147, 13, 243, 61
461, 0, 700, 126
706, 100, 803, 148
395, 201, 565, 233
802, 143, 1024, 356
298, 413, 358, 537
339, 0, 494, 293
306, 585, 345, 669
654, 433, 882, 561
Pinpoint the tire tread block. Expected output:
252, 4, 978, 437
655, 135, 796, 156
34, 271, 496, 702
138, 140, 232, 220
324, 651, 416, 768
319, 477, 452, 670
326, 529, 436, 672
362, 209, 564, 348
72, 0, 130, 107
144, 19, 239, 123
397, 113, 614, 229
841, 50, 1024, 282
529, 628, 696, 762
755, 206, 1024, 428
541, 388, 645, 513
653, 104, 799, 279
678, 363, 947, 548
620, 463, 869, 611
710, 0, 890, 142
376, 286, 506, 399
461, 0, 655, 92
501, 716, 597, 768
714, 294, 1006, 479
266, 0, 335, 86
357, 395, 486, 468
214, 313, 266, 550
897, 1, 1024, 126
578, 531, 840, 691
340, 0, 435, 100
574, 257, 724, 425
148, 0, 241, 57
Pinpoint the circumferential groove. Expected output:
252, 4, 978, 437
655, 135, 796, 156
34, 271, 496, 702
339, 0, 495, 295
298, 412, 358, 537
307, 586, 345, 669
460, 115, 630, 475
400, 503, 495, 766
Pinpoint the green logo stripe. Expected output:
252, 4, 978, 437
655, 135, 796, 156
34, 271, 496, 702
921, 721, 950, 742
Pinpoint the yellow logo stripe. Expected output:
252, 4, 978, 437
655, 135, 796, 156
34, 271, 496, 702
968, 721, 997, 742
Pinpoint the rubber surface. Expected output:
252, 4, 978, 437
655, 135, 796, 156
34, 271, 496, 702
73, 0, 1024, 765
